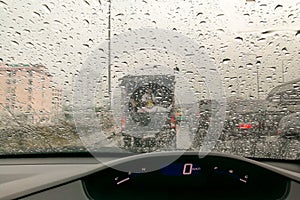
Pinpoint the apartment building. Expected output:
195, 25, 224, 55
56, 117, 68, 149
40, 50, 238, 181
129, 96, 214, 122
0, 63, 62, 124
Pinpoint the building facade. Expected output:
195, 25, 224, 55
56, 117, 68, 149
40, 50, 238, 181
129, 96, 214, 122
0, 63, 62, 124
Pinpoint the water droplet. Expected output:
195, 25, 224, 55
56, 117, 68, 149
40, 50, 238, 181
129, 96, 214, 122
246, 63, 253, 68
256, 61, 261, 66
261, 30, 273, 35
83, 0, 90, 6
282, 47, 288, 54
274, 4, 283, 10
222, 58, 231, 64
269, 66, 276, 71
0, 0, 7, 6
42, 4, 51, 13
25, 42, 34, 47
11, 40, 19, 46
235, 37, 243, 42
33, 11, 41, 18
83, 19, 89, 25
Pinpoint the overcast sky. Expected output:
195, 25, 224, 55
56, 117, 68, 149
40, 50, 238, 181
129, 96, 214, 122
1, 0, 300, 105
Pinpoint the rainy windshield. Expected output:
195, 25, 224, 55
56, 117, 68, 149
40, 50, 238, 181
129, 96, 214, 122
0, 0, 299, 160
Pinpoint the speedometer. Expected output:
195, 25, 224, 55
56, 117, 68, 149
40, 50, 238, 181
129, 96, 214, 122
83, 153, 289, 200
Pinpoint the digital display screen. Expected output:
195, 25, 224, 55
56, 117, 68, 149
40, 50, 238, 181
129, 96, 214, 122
160, 163, 201, 176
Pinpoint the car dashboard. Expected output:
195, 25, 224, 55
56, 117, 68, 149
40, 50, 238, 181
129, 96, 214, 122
0, 152, 299, 200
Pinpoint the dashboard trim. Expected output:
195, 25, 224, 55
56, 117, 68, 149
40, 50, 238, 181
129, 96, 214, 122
0, 152, 299, 200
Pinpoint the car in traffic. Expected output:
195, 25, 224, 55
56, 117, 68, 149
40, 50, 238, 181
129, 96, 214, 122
278, 112, 300, 140
192, 99, 292, 148
267, 78, 300, 107
225, 100, 291, 136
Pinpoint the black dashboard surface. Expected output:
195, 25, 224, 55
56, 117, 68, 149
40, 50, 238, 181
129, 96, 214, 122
0, 152, 299, 200
83, 153, 290, 200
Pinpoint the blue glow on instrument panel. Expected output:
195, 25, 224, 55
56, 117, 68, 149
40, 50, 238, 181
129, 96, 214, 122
160, 163, 201, 176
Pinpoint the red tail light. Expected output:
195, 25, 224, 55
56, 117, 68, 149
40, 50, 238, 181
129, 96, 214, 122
238, 123, 252, 129
278, 130, 282, 135
121, 116, 126, 131
170, 115, 176, 129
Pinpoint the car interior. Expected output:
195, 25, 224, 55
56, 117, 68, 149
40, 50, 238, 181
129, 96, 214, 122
1, 0, 299, 199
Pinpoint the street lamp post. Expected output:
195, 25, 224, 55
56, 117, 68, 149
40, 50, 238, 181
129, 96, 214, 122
256, 60, 260, 99
281, 60, 284, 83
108, 0, 112, 109
243, 53, 260, 99
281, 58, 293, 84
